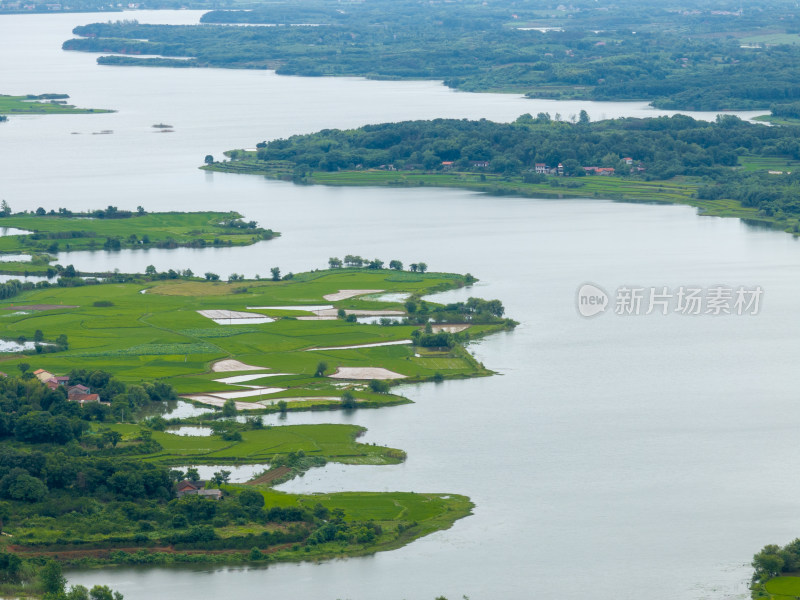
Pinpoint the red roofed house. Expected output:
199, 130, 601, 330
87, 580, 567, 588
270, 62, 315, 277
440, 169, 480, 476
176, 480, 222, 500
68, 384, 91, 399
73, 394, 101, 406
34, 369, 54, 383
583, 167, 615, 175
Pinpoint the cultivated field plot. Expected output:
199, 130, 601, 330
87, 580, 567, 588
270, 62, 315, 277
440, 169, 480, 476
0, 269, 501, 410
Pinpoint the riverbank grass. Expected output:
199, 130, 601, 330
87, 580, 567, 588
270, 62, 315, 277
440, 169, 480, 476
758, 576, 800, 599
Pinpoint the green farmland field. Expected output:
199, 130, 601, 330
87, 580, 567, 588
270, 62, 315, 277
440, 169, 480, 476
0, 269, 505, 408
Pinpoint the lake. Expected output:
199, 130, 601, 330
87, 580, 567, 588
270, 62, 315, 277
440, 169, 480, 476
1, 10, 795, 600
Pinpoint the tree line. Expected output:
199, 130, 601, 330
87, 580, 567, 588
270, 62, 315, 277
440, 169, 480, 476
243, 114, 800, 218
61, 0, 800, 110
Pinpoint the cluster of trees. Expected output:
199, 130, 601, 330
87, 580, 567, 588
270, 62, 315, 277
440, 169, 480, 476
244, 114, 800, 218
62, 0, 800, 110
0, 445, 172, 504
0, 555, 124, 600
770, 101, 800, 120
253, 115, 745, 176
328, 255, 428, 272
403, 297, 509, 327
0, 372, 176, 446
752, 539, 800, 582
0, 278, 30, 301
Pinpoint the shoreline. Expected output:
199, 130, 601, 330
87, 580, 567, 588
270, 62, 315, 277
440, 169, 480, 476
203, 162, 795, 236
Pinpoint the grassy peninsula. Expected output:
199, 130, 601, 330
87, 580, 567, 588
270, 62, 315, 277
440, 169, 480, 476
204, 114, 800, 235
0, 265, 511, 592
0, 268, 512, 404
0, 209, 277, 276
0, 94, 111, 117
0, 371, 472, 595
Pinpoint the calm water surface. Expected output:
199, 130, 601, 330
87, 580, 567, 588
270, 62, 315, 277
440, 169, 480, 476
0, 11, 795, 600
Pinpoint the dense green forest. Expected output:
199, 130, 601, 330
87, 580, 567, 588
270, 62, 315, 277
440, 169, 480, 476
0, 373, 453, 580
62, 0, 800, 110
209, 114, 800, 221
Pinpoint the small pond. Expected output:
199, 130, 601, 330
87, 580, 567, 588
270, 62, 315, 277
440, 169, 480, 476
140, 400, 214, 420
165, 426, 214, 437
365, 292, 410, 303
176, 464, 272, 483
0, 254, 31, 262
0, 339, 52, 352
355, 315, 406, 325
0, 227, 31, 236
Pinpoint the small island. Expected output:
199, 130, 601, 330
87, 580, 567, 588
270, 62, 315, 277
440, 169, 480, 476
0, 94, 112, 118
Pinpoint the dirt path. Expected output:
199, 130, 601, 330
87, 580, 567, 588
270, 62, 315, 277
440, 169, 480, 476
245, 466, 292, 485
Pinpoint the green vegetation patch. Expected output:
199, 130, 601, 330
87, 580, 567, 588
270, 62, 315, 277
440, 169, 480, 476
144, 423, 405, 465
0, 93, 111, 116
764, 577, 800, 597
0, 210, 277, 266
0, 269, 510, 401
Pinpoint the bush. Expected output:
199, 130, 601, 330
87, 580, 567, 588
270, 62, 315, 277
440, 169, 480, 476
238, 489, 265, 509
341, 391, 356, 409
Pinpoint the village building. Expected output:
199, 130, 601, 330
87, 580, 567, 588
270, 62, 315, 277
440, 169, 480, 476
534, 163, 548, 174
583, 166, 615, 175
176, 480, 223, 499
68, 384, 91, 399
34, 369, 54, 383
72, 394, 101, 406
